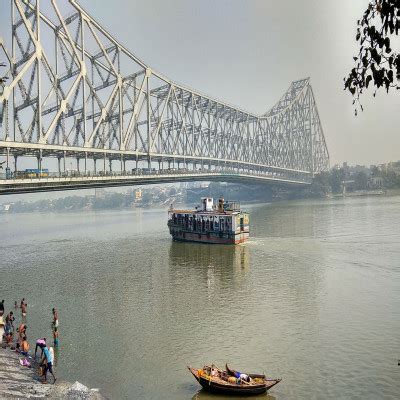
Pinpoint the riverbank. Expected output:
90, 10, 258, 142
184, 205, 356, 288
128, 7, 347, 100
0, 347, 105, 399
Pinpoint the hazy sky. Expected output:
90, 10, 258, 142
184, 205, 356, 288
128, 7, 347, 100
1, 0, 399, 167
74, 0, 399, 166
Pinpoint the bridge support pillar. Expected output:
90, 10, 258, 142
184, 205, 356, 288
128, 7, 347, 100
57, 157, 61, 176
84, 153, 87, 175
63, 151, 66, 174
103, 153, 106, 172
109, 159, 112, 173
77, 158, 80, 173
14, 155, 18, 174
37, 150, 42, 175
94, 158, 97, 174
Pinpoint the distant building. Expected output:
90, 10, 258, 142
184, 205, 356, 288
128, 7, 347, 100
369, 176, 384, 188
387, 161, 400, 175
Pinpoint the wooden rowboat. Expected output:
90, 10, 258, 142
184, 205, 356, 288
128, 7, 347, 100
188, 365, 281, 396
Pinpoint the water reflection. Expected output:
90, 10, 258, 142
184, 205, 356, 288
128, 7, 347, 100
169, 242, 250, 296
169, 241, 250, 271
191, 389, 276, 400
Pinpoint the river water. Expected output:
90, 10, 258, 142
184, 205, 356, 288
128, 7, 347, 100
0, 195, 399, 399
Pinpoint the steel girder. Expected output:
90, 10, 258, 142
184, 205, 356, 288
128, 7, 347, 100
0, 0, 329, 182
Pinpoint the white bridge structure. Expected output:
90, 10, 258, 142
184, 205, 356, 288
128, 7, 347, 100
0, 0, 329, 194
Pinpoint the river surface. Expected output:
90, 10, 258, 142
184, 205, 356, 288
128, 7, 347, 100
0, 195, 400, 399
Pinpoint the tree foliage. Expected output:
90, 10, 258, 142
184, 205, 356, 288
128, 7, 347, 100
344, 0, 400, 113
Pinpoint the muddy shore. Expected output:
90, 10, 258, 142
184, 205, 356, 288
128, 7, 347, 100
0, 347, 105, 399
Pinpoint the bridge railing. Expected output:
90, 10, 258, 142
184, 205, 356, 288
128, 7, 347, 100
0, 166, 311, 184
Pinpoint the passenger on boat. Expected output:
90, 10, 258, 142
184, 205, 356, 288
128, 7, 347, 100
211, 367, 219, 377
234, 371, 250, 383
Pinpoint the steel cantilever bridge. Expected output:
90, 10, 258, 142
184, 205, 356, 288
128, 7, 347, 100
0, 0, 329, 194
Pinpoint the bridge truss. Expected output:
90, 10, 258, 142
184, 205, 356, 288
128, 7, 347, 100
0, 0, 329, 192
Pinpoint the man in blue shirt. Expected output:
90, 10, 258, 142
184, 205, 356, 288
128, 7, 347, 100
41, 345, 56, 384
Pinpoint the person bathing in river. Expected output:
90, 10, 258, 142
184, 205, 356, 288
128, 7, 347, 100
21, 299, 27, 317
20, 335, 30, 356
52, 308, 58, 328
17, 323, 27, 344
41, 344, 56, 384
9, 311, 15, 330
4, 330, 13, 346
53, 327, 59, 347
35, 338, 46, 358
4, 312, 14, 334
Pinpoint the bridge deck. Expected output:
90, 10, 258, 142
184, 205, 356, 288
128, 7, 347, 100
0, 170, 310, 195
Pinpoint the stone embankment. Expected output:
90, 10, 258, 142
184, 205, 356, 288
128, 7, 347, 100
0, 347, 105, 399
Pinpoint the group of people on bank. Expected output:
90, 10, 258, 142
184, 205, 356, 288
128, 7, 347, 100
0, 299, 59, 384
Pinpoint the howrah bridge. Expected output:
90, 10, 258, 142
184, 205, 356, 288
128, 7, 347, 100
0, 0, 330, 194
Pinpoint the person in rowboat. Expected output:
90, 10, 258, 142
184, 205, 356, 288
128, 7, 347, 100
233, 370, 251, 383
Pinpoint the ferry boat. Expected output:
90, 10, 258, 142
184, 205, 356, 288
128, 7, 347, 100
167, 197, 249, 244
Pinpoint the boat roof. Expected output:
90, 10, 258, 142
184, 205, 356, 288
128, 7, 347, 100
169, 209, 246, 215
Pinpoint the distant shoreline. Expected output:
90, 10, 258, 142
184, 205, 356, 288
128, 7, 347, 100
2, 190, 400, 215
